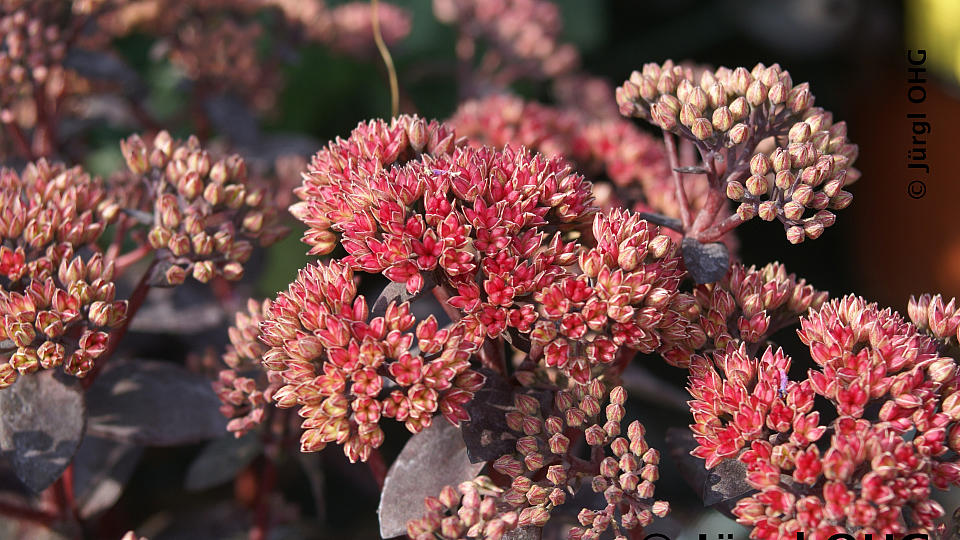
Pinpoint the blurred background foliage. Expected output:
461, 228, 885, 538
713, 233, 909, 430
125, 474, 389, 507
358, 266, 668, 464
46, 0, 960, 538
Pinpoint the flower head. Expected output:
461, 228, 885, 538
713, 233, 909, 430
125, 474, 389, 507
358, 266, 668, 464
418, 385, 669, 539
118, 131, 287, 285
259, 260, 484, 462
687, 295, 960, 539
0, 160, 124, 386
214, 298, 282, 436
432, 0, 578, 84
617, 61, 859, 243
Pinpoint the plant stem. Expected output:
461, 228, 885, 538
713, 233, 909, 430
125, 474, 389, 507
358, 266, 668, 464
696, 212, 744, 243
371, 0, 399, 118
61, 463, 80, 522
113, 245, 153, 276
250, 456, 276, 540
367, 448, 387, 489
662, 130, 691, 231
0, 500, 59, 527
2, 120, 35, 161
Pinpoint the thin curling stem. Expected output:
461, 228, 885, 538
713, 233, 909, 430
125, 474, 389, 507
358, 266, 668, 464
371, 0, 399, 118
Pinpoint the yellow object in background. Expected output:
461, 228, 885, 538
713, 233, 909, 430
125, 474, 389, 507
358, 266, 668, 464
907, 0, 960, 87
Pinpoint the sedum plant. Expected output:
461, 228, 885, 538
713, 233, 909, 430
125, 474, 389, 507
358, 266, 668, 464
0, 2, 950, 540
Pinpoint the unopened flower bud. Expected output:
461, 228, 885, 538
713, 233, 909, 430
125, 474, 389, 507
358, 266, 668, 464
737, 203, 757, 221
727, 123, 748, 144
712, 106, 734, 131
691, 118, 713, 140
758, 201, 778, 221
192, 261, 214, 283
746, 80, 767, 106
786, 225, 805, 244
746, 174, 769, 196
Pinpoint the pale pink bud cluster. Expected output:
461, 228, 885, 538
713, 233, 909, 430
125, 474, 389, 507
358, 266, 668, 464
408, 476, 518, 540
119, 131, 287, 285
0, 160, 125, 387
0, 3, 75, 157
688, 295, 960, 539
322, 1, 412, 57
214, 298, 282, 436
662, 262, 827, 366
103, 0, 412, 111
617, 61, 859, 243
468, 383, 667, 539
259, 260, 484, 462
432, 0, 578, 83
908, 293, 960, 346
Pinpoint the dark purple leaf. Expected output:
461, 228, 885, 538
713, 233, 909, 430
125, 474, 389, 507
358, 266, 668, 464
85, 359, 227, 446
665, 427, 753, 519
73, 435, 142, 518
681, 237, 730, 284
460, 369, 517, 463
204, 94, 260, 146
185, 431, 262, 491
64, 49, 144, 96
371, 272, 436, 318
378, 419, 485, 538
0, 371, 85, 492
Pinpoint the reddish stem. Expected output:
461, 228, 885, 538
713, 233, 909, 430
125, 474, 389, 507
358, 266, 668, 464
61, 463, 79, 521
662, 130, 692, 231
696, 212, 745, 243
2, 121, 35, 161
688, 188, 726, 237
113, 245, 153, 277
367, 448, 387, 490
0, 500, 59, 527
82, 259, 156, 389
249, 457, 277, 540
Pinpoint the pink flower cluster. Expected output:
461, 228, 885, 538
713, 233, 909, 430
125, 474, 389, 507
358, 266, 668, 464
259, 260, 484, 462
687, 295, 960, 539
214, 298, 283, 436
432, 0, 579, 83
0, 160, 125, 386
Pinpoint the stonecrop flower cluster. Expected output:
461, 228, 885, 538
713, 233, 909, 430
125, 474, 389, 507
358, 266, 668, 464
688, 296, 960, 538
0, 160, 124, 386
118, 130, 287, 284
617, 61, 859, 244
4, 10, 951, 535
201, 53, 905, 538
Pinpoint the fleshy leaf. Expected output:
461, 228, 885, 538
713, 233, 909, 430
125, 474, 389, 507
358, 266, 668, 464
377, 419, 485, 538
371, 272, 436, 317
86, 360, 227, 446
665, 427, 753, 518
460, 368, 517, 463
73, 435, 143, 518
0, 370, 86, 492
185, 431, 262, 491
681, 237, 730, 284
